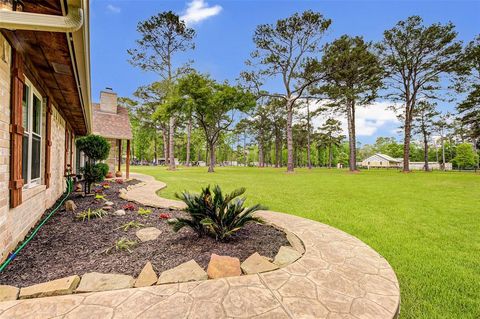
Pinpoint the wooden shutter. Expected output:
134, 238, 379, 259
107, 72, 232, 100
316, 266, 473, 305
9, 51, 24, 208
45, 99, 52, 188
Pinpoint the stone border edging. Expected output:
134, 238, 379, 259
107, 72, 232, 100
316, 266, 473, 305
0, 173, 400, 319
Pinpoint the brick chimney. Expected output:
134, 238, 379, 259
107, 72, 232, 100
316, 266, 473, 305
99, 88, 117, 114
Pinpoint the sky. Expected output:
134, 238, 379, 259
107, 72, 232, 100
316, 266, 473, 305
90, 0, 480, 144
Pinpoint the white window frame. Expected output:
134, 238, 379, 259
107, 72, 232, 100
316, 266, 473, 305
22, 78, 43, 188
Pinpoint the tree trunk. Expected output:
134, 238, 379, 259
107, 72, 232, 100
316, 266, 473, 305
328, 144, 333, 168
154, 134, 158, 165
161, 127, 168, 165
258, 130, 264, 168
274, 133, 280, 168
422, 129, 429, 171
168, 117, 176, 170
243, 133, 247, 166
307, 105, 312, 169
286, 99, 294, 172
346, 102, 357, 171
186, 118, 192, 167
208, 141, 216, 173
403, 109, 412, 172
441, 135, 446, 171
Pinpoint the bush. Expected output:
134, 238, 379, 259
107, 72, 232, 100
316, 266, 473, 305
76, 135, 110, 162
80, 163, 106, 193
170, 185, 265, 241
97, 163, 109, 178
76, 135, 110, 194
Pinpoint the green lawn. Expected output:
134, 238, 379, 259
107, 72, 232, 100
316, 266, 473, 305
131, 166, 479, 318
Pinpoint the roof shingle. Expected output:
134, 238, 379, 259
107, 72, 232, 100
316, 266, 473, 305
92, 103, 133, 140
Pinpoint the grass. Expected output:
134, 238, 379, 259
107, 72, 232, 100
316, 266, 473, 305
131, 165, 479, 319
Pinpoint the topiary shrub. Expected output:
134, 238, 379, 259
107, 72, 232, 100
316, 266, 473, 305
76, 135, 110, 194
169, 185, 265, 241
97, 163, 109, 178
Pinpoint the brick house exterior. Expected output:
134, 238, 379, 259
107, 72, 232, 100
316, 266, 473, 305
0, 0, 91, 261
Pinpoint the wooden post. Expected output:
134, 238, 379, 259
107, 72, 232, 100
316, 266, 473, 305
45, 98, 52, 188
117, 139, 122, 172
9, 50, 24, 207
126, 140, 130, 179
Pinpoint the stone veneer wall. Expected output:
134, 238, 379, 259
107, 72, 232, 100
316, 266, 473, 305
106, 138, 118, 174
0, 34, 69, 262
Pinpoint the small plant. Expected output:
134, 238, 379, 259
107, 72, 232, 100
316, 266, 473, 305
97, 163, 109, 178
138, 207, 152, 216
159, 213, 171, 219
101, 181, 111, 189
76, 134, 110, 195
117, 221, 145, 231
123, 203, 136, 211
170, 185, 265, 241
105, 238, 137, 254
75, 208, 108, 222
95, 194, 106, 200
115, 178, 124, 184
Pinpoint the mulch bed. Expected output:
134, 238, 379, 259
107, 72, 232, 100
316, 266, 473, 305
0, 179, 288, 287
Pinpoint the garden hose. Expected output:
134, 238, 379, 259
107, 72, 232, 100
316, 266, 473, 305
0, 176, 73, 272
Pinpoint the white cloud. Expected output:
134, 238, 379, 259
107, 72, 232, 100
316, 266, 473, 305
106, 4, 121, 14
309, 101, 400, 137
180, 0, 222, 25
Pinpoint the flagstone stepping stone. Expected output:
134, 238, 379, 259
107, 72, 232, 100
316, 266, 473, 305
113, 209, 126, 216
207, 254, 241, 279
0, 285, 19, 301
241, 252, 279, 274
158, 260, 207, 284
104, 201, 114, 206
76, 272, 134, 292
274, 246, 302, 267
285, 230, 305, 254
135, 227, 161, 242
19, 275, 80, 299
134, 261, 157, 287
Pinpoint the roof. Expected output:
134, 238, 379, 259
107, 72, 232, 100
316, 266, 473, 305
363, 153, 401, 163
92, 103, 133, 140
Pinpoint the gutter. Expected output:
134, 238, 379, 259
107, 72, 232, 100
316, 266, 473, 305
0, 5, 83, 33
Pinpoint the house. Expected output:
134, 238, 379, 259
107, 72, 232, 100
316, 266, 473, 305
361, 153, 453, 170
360, 154, 401, 168
0, 0, 91, 261
92, 89, 132, 178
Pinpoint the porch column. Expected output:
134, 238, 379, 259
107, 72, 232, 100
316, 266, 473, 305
126, 140, 130, 179
117, 139, 122, 172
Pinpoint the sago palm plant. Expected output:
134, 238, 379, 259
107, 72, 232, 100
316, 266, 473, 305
170, 185, 265, 241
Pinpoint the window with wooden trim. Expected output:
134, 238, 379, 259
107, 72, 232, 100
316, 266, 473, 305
21, 78, 43, 188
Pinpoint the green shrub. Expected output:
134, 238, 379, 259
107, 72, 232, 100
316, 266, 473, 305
76, 135, 110, 194
117, 221, 144, 231
76, 135, 110, 161
170, 185, 265, 241
97, 163, 109, 178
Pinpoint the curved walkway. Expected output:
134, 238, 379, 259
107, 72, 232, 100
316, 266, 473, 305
0, 173, 400, 319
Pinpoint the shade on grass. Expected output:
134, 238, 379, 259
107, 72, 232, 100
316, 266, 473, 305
131, 166, 479, 319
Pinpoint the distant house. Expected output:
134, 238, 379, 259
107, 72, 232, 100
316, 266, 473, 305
92, 89, 132, 178
361, 153, 452, 170
361, 154, 401, 168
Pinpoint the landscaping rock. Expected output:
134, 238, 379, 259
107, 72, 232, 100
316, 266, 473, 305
105, 201, 114, 206
241, 252, 279, 274
76, 272, 134, 293
65, 200, 77, 212
207, 254, 241, 279
19, 275, 80, 299
135, 227, 161, 242
74, 183, 83, 192
286, 231, 305, 254
158, 260, 207, 284
274, 246, 302, 267
113, 209, 126, 216
0, 285, 19, 301
134, 262, 157, 287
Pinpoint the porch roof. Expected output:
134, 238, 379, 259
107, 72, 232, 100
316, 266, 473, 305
92, 103, 133, 140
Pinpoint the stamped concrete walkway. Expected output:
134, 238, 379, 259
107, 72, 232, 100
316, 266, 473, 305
0, 174, 400, 319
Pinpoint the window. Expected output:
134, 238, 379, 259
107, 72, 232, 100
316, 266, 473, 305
22, 79, 42, 187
